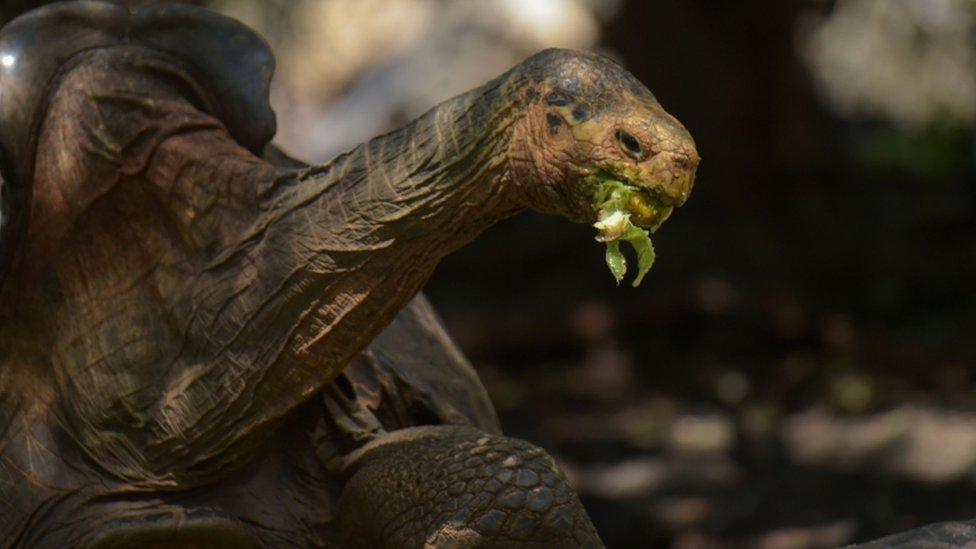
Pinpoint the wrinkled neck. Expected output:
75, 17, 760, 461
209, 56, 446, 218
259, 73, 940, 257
2, 46, 543, 486
286, 75, 525, 250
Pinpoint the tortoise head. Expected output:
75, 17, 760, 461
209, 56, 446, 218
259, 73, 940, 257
508, 49, 699, 228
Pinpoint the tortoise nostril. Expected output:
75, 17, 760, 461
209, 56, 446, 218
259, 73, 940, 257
616, 130, 644, 161
672, 155, 697, 171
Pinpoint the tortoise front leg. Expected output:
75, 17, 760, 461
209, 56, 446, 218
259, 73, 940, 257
333, 426, 603, 548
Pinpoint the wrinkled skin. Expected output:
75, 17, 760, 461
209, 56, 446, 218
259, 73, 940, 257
0, 3, 699, 548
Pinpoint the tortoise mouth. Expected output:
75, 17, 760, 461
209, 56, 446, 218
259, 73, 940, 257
585, 170, 674, 233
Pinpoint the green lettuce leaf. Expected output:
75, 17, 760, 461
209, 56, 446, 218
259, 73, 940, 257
590, 175, 658, 287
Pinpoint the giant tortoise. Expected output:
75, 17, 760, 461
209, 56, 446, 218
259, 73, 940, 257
0, 2, 698, 546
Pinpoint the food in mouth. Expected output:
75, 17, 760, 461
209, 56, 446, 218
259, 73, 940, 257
589, 173, 672, 287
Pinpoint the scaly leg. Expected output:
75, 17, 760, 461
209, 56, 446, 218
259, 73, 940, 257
333, 426, 603, 548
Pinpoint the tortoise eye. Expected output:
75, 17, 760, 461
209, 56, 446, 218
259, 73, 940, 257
616, 130, 644, 160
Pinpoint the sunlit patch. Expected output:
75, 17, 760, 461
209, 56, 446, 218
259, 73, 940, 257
0, 53, 15, 68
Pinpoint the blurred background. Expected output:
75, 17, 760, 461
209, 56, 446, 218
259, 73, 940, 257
4, 0, 975, 547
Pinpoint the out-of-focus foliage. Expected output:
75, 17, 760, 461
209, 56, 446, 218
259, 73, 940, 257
212, 0, 619, 160
800, 0, 976, 127
800, 0, 976, 184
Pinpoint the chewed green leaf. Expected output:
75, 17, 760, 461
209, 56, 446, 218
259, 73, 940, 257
605, 240, 626, 285
589, 173, 660, 286
622, 226, 655, 287
593, 210, 630, 242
